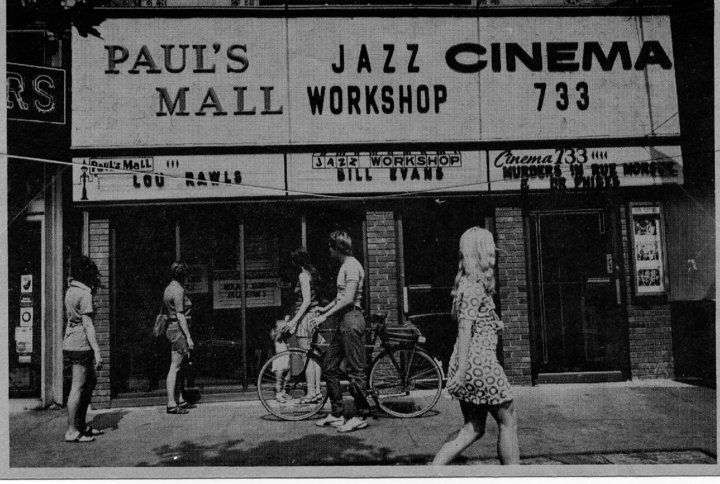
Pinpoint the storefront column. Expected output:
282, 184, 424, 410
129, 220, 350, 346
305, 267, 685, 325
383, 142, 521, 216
620, 205, 674, 379
365, 212, 399, 326
88, 219, 112, 408
495, 207, 532, 386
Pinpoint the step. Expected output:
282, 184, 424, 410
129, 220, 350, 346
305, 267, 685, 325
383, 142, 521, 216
537, 371, 625, 384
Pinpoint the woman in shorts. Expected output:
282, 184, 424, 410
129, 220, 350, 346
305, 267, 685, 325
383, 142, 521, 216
163, 261, 195, 414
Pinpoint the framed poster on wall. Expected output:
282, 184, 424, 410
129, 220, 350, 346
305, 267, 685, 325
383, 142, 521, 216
629, 204, 668, 296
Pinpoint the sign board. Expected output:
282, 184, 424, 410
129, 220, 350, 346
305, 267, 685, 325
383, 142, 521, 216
72, 16, 678, 149
15, 327, 33, 354
488, 146, 682, 191
7, 63, 66, 124
212, 270, 281, 309
20, 294, 34, 307
20, 274, 33, 294
185, 265, 209, 294
288, 151, 487, 194
629, 204, 668, 296
72, 154, 285, 201
20, 307, 34, 327
213, 270, 243, 309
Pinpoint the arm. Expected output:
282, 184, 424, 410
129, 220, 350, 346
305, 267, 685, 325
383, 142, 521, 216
446, 283, 479, 394
174, 287, 194, 350
81, 315, 102, 369
285, 273, 312, 332
312, 281, 357, 324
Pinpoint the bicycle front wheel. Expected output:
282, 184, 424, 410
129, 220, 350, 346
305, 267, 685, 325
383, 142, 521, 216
368, 347, 443, 418
257, 348, 328, 421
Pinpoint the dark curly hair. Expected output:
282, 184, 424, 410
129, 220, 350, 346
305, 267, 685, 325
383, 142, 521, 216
71, 255, 100, 288
170, 261, 189, 283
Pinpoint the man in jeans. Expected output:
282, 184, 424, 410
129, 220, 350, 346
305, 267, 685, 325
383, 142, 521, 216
311, 231, 370, 432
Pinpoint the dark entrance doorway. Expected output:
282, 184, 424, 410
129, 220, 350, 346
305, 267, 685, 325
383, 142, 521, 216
529, 210, 627, 380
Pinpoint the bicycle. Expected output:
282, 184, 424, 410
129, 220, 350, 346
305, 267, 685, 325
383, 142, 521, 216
256, 313, 443, 421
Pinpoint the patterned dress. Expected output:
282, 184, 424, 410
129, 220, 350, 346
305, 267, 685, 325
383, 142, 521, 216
447, 275, 514, 406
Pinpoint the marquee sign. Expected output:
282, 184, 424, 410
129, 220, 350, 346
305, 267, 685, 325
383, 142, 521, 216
488, 145, 683, 191
71, 15, 679, 149
72, 154, 285, 201
288, 151, 487, 194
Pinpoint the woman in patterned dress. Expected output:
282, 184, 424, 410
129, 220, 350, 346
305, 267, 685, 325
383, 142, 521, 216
432, 227, 519, 465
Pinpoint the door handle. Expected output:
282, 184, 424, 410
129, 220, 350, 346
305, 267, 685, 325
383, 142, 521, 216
615, 278, 622, 306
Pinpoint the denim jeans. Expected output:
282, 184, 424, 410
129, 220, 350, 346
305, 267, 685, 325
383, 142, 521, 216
323, 308, 370, 418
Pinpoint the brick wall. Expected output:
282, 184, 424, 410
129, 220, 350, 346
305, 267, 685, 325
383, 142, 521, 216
88, 219, 111, 408
620, 205, 674, 379
365, 212, 399, 326
495, 207, 532, 385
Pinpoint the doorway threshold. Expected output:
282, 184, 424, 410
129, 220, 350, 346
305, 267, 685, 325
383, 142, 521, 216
111, 385, 259, 409
537, 371, 625, 384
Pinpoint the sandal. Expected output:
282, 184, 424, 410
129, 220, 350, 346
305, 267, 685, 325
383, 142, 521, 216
300, 393, 322, 404
83, 426, 105, 436
65, 434, 96, 443
166, 405, 189, 414
177, 400, 197, 409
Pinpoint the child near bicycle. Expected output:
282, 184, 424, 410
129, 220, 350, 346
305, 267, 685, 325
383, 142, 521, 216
270, 317, 292, 403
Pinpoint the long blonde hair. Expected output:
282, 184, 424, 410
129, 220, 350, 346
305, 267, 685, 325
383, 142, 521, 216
452, 227, 497, 299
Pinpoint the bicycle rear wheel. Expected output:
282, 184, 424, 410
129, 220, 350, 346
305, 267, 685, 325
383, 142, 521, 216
257, 348, 329, 421
368, 347, 442, 418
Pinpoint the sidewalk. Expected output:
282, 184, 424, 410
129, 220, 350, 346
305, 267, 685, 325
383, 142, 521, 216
9, 380, 716, 472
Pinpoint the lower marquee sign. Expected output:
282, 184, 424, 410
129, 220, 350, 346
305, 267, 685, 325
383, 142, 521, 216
288, 151, 488, 194
488, 146, 683, 191
73, 154, 285, 202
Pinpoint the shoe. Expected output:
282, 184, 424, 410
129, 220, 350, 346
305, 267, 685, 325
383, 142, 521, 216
299, 393, 322, 404
337, 416, 368, 433
65, 434, 96, 443
166, 405, 190, 414
177, 400, 197, 409
315, 414, 345, 427
83, 426, 104, 436
275, 393, 289, 404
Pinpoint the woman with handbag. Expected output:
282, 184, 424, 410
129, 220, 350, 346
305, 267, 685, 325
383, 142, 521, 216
280, 247, 324, 404
163, 261, 195, 414
63, 255, 103, 443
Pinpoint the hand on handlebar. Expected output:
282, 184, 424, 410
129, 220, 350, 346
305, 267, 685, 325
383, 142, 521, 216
310, 314, 326, 326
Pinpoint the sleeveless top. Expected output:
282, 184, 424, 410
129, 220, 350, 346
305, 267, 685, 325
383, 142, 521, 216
163, 280, 192, 320
294, 269, 319, 312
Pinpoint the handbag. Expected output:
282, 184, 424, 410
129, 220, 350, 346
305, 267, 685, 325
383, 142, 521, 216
152, 306, 169, 338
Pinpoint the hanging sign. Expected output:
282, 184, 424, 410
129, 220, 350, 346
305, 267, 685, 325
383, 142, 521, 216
7, 63, 66, 125
20, 307, 34, 327
488, 146, 682, 191
72, 154, 285, 202
288, 151, 487, 194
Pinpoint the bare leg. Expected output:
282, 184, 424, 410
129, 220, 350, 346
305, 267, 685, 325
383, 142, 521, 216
166, 351, 184, 407
431, 401, 488, 465
77, 364, 97, 432
312, 360, 322, 395
489, 400, 520, 465
305, 359, 320, 395
65, 364, 87, 440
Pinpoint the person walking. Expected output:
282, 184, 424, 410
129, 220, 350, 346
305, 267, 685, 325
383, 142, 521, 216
281, 247, 324, 403
311, 231, 370, 432
163, 261, 196, 414
432, 227, 520, 465
63, 255, 103, 443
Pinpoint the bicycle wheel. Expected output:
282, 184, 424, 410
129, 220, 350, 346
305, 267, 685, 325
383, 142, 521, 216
368, 347, 442, 418
257, 348, 329, 421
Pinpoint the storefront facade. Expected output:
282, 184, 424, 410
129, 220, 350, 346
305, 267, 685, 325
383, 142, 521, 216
69, 8, 686, 407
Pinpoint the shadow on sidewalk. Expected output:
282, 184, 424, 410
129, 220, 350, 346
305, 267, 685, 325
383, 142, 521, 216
138, 434, 399, 466
88, 410, 130, 432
